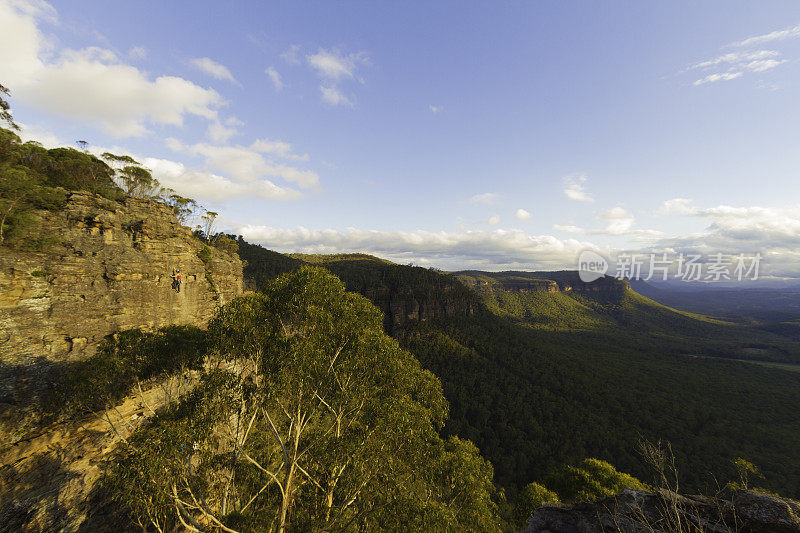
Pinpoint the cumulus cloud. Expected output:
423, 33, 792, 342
429, 105, 442, 113
647, 202, 800, 277
594, 207, 635, 234
515, 208, 532, 220
660, 198, 697, 215
265, 66, 283, 91
206, 117, 241, 144
306, 48, 368, 107
233, 202, 800, 276
468, 192, 499, 205
563, 174, 594, 202
555, 207, 661, 237
553, 224, 585, 234
167, 138, 319, 190
0, 2, 224, 137
189, 57, 237, 83
488, 215, 500, 225
238, 225, 599, 271
144, 157, 302, 202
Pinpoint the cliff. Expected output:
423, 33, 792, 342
456, 270, 630, 295
0, 192, 242, 437
362, 284, 477, 329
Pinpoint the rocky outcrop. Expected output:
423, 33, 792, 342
523, 488, 800, 533
456, 270, 629, 296
0, 192, 242, 440
0, 371, 200, 532
363, 286, 476, 330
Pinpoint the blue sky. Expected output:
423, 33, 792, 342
3, 1, 800, 275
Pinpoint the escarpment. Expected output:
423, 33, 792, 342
456, 270, 630, 295
361, 284, 477, 329
0, 192, 242, 439
0, 192, 242, 363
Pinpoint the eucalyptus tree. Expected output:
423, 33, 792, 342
108, 267, 503, 532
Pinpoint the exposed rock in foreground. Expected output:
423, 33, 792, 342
0, 372, 199, 532
523, 488, 800, 533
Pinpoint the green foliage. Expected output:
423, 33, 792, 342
727, 457, 763, 491
233, 245, 800, 499
51, 325, 208, 414
545, 458, 648, 503
211, 233, 238, 255
513, 482, 560, 528
165, 193, 198, 224
0, 83, 19, 131
107, 267, 504, 531
236, 236, 305, 288
117, 164, 161, 197
0, 126, 124, 229
196, 245, 212, 265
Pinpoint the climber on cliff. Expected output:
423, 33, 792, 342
171, 268, 182, 292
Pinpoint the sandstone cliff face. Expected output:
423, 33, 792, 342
363, 285, 476, 330
0, 192, 241, 364
457, 272, 629, 296
0, 192, 242, 438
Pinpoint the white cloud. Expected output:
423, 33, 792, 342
488, 215, 500, 225
265, 66, 283, 91
553, 224, 585, 234
238, 225, 599, 271
144, 156, 302, 202
693, 72, 744, 86
649, 204, 800, 277
168, 138, 319, 189
660, 198, 697, 215
687, 26, 797, 86
307, 48, 367, 80
281, 44, 302, 64
515, 208, 532, 220
18, 121, 63, 148
689, 50, 780, 70
189, 57, 237, 83
128, 46, 147, 60
555, 207, 660, 237
206, 120, 238, 144
0, 2, 224, 137
595, 207, 635, 234
306, 48, 368, 107
731, 23, 800, 48
563, 174, 594, 202
429, 105, 442, 114
469, 192, 499, 205
320, 86, 352, 107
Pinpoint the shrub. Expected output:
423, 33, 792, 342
514, 482, 560, 527
546, 458, 648, 503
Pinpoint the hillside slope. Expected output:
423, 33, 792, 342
237, 245, 800, 498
